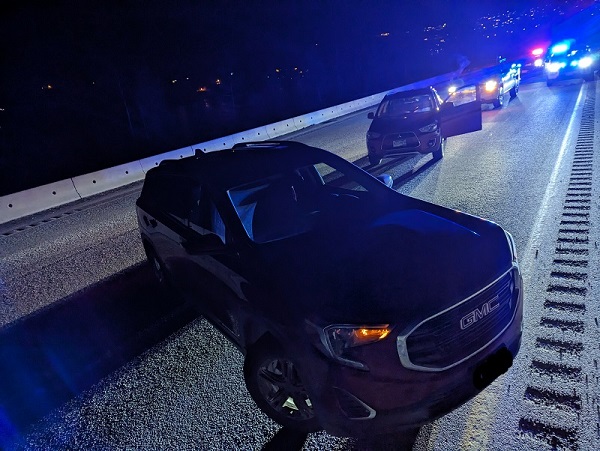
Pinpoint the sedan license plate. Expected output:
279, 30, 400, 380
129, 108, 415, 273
393, 139, 407, 148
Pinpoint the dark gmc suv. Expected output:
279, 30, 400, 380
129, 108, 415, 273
136, 141, 523, 438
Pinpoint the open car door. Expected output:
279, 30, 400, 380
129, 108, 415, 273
440, 84, 482, 138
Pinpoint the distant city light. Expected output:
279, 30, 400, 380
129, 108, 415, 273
380, 32, 390, 37
171, 80, 177, 84
197, 87, 208, 92
215, 79, 221, 85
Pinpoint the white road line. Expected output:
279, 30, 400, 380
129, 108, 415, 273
455, 83, 586, 450
521, 83, 585, 279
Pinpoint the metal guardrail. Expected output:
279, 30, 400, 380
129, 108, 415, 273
0, 71, 456, 224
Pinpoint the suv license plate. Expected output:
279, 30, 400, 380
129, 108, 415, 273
393, 139, 407, 147
472, 347, 513, 390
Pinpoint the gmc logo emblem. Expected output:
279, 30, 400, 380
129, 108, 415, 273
460, 296, 500, 330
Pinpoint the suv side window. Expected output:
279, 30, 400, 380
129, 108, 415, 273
143, 173, 194, 226
189, 187, 227, 244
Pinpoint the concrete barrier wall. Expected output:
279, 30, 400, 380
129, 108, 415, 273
0, 70, 458, 225
72, 161, 146, 198
0, 179, 81, 224
264, 118, 299, 139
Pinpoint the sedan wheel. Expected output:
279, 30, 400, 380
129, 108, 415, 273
244, 343, 320, 432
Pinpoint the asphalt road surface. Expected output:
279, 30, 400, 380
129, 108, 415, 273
0, 77, 599, 450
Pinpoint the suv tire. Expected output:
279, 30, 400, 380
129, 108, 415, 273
369, 154, 381, 166
143, 243, 182, 304
432, 138, 445, 161
492, 89, 504, 109
244, 341, 321, 433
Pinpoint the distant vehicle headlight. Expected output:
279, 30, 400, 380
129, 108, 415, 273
484, 80, 498, 92
448, 85, 457, 94
534, 58, 544, 67
578, 56, 593, 68
366, 131, 382, 140
419, 122, 438, 133
546, 62, 563, 73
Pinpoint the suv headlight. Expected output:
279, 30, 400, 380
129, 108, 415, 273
546, 62, 563, 73
311, 324, 391, 370
419, 122, 438, 133
484, 80, 498, 92
366, 131, 382, 140
505, 230, 518, 263
578, 56, 593, 69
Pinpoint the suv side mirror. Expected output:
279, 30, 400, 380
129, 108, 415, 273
368, 112, 375, 119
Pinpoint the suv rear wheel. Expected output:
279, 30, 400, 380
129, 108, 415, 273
244, 341, 321, 433
143, 243, 180, 303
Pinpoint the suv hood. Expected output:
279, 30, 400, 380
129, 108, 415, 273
368, 112, 437, 134
257, 208, 512, 328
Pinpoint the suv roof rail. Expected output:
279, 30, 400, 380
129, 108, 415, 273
231, 141, 290, 150
193, 140, 308, 157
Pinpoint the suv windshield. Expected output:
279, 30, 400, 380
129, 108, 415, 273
376, 94, 433, 117
228, 161, 371, 243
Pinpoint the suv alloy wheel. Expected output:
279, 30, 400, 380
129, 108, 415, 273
243, 341, 321, 432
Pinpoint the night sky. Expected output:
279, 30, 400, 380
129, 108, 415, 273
0, 1, 598, 195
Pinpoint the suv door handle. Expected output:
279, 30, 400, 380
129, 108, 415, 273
143, 215, 158, 228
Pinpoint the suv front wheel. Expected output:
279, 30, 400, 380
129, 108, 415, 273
492, 89, 505, 108
243, 341, 321, 433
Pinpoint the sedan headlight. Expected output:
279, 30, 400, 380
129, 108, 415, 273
578, 56, 593, 69
366, 131, 382, 140
484, 80, 498, 92
321, 324, 391, 370
419, 122, 438, 133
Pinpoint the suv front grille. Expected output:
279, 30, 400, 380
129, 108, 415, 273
398, 268, 517, 371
